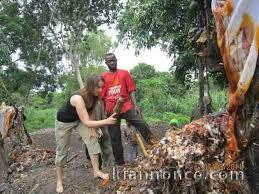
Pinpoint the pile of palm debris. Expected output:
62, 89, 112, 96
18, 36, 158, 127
110, 112, 250, 193
7, 144, 55, 176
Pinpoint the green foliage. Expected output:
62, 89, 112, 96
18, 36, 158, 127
117, 0, 198, 84
0, 0, 119, 104
27, 92, 49, 109
141, 87, 227, 125
0, 1, 62, 104
117, 0, 221, 88
210, 88, 228, 111
209, 71, 228, 89
24, 107, 56, 132
136, 72, 189, 114
117, 0, 193, 51
173, 50, 197, 85
23, 92, 55, 131
79, 30, 113, 66
52, 92, 67, 111
144, 116, 164, 124
130, 63, 157, 81
136, 73, 227, 124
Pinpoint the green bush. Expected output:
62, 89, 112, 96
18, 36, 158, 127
211, 88, 228, 111
24, 107, 56, 132
144, 116, 164, 124
180, 87, 199, 116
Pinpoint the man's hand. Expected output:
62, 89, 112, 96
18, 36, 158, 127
129, 91, 140, 115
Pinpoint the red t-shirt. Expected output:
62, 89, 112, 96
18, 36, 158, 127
100, 69, 136, 114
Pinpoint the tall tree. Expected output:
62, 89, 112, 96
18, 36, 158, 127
44, 0, 120, 88
117, 0, 196, 82
117, 0, 223, 118
0, 0, 120, 104
0, 1, 62, 104
130, 63, 157, 81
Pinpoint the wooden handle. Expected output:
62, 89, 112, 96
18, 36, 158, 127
135, 132, 148, 157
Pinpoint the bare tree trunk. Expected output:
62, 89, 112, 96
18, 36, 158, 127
236, 62, 259, 148
49, 26, 84, 89
72, 60, 84, 89
71, 50, 84, 89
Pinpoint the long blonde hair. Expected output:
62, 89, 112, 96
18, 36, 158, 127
79, 74, 104, 113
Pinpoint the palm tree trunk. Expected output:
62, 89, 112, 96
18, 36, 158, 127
0, 134, 8, 183
198, 58, 205, 110
239, 59, 259, 193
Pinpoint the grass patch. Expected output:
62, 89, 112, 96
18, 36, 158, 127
24, 107, 56, 132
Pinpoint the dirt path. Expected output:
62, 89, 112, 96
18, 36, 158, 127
1, 123, 168, 194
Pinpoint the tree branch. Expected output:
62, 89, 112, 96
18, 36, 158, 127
49, 25, 69, 55
3, 57, 23, 67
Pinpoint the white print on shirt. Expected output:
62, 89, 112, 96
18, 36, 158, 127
108, 85, 121, 96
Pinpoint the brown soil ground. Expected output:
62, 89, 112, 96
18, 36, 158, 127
0, 123, 169, 194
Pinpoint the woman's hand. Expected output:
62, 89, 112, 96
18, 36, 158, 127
105, 113, 117, 125
88, 128, 98, 139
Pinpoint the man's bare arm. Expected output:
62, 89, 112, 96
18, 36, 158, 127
130, 91, 140, 115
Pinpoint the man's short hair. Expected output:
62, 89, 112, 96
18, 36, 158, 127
105, 53, 115, 60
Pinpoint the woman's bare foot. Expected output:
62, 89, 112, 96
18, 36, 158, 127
56, 180, 64, 193
94, 171, 109, 187
94, 170, 109, 180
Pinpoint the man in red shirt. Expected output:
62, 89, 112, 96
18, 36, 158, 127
100, 53, 158, 165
